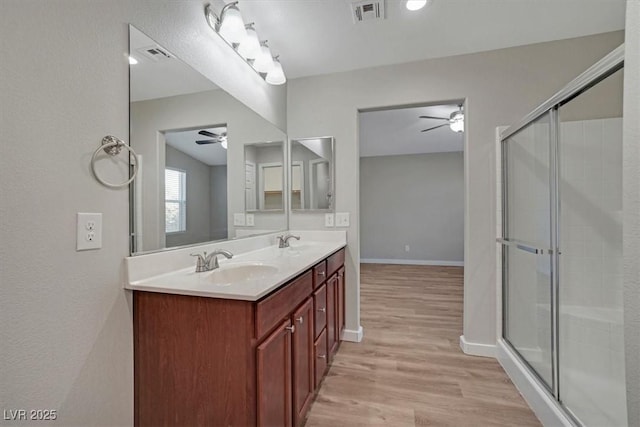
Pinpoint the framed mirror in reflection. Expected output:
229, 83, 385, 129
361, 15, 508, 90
128, 25, 287, 255
290, 137, 335, 211
244, 141, 285, 212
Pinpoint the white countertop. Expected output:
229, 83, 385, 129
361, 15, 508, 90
124, 232, 346, 301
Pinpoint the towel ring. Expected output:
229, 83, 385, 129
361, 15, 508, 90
91, 136, 139, 188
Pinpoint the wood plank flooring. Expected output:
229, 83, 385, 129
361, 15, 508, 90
305, 264, 540, 426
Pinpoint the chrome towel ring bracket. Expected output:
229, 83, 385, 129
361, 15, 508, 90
91, 135, 139, 188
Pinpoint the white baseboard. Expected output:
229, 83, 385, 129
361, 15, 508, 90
342, 326, 363, 343
497, 339, 573, 427
360, 258, 464, 267
459, 335, 497, 358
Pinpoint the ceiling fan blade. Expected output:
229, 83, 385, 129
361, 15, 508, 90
421, 124, 449, 132
198, 130, 219, 138
419, 115, 448, 120
195, 139, 219, 145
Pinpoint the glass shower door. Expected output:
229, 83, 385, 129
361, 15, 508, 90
502, 113, 555, 390
557, 67, 626, 426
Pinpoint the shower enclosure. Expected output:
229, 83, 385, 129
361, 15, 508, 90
499, 46, 626, 426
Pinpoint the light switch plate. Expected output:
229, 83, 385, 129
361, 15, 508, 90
335, 212, 350, 227
77, 212, 102, 251
325, 213, 335, 227
245, 213, 255, 226
233, 213, 246, 226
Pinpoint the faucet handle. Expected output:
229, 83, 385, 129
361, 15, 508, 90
190, 252, 207, 272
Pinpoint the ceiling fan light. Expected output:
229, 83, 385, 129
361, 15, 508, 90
449, 113, 464, 132
265, 58, 286, 85
237, 24, 260, 59
218, 4, 247, 44
221, 139, 228, 149
253, 43, 274, 73
406, 0, 428, 11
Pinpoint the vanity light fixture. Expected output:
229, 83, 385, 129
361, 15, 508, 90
266, 56, 286, 85
406, 0, 428, 11
205, 2, 286, 85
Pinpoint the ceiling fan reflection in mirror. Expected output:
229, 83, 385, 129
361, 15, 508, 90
420, 104, 464, 133
196, 129, 228, 149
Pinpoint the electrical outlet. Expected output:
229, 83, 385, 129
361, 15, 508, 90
335, 212, 350, 227
77, 213, 102, 251
233, 213, 246, 226
325, 213, 335, 227
245, 213, 255, 226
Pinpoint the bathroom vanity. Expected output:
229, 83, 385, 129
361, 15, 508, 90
129, 243, 345, 427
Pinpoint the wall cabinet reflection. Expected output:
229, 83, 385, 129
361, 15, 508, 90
290, 137, 335, 211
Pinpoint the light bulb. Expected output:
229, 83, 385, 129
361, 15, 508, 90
218, 5, 246, 44
253, 43, 274, 73
406, 0, 428, 11
238, 25, 260, 59
221, 139, 228, 149
449, 113, 464, 132
266, 58, 286, 85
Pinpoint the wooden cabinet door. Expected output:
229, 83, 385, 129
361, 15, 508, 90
337, 267, 345, 338
257, 319, 292, 427
326, 275, 338, 358
291, 298, 314, 426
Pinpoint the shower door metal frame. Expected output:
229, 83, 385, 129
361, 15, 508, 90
499, 44, 624, 425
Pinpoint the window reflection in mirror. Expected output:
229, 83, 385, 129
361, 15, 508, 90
290, 137, 335, 211
128, 25, 287, 255
244, 142, 285, 212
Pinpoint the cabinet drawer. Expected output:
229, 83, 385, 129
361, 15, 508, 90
313, 261, 327, 288
314, 328, 328, 389
313, 284, 327, 339
326, 248, 345, 277
255, 271, 313, 340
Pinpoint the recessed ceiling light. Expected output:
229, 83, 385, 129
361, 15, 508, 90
128, 56, 138, 65
406, 0, 428, 11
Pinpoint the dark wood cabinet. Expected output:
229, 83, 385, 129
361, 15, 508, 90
134, 247, 346, 427
257, 319, 293, 427
291, 298, 314, 426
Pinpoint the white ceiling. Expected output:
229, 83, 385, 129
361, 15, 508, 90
129, 26, 219, 102
359, 104, 464, 157
238, 0, 625, 79
164, 127, 228, 166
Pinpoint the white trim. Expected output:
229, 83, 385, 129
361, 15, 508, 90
497, 339, 575, 427
459, 335, 496, 358
342, 326, 363, 343
360, 258, 464, 267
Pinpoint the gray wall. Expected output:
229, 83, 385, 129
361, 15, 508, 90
287, 31, 624, 345
210, 165, 228, 240
623, 1, 640, 425
0, 1, 285, 426
165, 145, 212, 247
360, 152, 464, 263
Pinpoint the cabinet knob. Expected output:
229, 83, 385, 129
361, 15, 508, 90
317, 307, 326, 313
285, 325, 295, 334
296, 316, 304, 324
318, 354, 326, 359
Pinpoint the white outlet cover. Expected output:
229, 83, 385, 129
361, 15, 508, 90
233, 213, 246, 226
246, 213, 255, 226
325, 213, 335, 227
335, 212, 350, 227
77, 212, 102, 251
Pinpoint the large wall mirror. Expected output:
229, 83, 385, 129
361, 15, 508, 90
129, 25, 287, 255
290, 137, 335, 211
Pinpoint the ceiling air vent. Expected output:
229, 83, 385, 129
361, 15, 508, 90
136, 45, 172, 62
351, 0, 385, 23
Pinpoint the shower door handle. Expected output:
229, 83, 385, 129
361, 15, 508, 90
496, 238, 551, 255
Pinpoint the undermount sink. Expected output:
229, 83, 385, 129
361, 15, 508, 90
202, 263, 279, 286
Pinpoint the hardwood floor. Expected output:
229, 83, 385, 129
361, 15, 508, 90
304, 264, 540, 426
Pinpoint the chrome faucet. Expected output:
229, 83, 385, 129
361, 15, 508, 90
190, 249, 234, 272
277, 234, 300, 248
